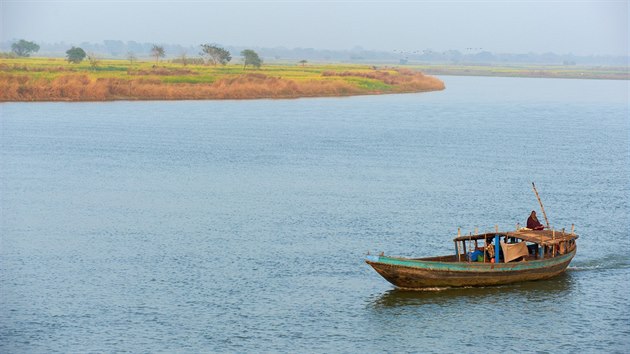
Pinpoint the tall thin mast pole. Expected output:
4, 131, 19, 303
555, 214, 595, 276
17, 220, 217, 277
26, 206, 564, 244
532, 182, 550, 229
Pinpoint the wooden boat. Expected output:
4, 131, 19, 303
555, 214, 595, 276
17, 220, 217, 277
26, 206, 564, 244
366, 228, 578, 289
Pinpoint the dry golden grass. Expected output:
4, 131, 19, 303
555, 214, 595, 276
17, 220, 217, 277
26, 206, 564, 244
0, 61, 445, 101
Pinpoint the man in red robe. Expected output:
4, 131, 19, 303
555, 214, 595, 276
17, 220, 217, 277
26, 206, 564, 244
527, 210, 545, 230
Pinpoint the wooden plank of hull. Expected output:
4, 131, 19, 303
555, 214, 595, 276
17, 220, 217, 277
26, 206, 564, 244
366, 249, 575, 288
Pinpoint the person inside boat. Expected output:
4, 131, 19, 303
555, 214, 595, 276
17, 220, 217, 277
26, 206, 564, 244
527, 210, 545, 230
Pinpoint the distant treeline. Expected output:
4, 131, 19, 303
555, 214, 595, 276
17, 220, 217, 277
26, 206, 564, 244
0, 40, 627, 66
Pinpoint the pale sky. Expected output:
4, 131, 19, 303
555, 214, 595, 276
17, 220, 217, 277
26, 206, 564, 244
1, 0, 628, 56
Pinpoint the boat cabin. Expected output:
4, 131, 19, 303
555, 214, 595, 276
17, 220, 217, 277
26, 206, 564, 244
452, 228, 578, 263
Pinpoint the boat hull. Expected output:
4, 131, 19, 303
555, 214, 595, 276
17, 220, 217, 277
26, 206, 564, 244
366, 248, 576, 289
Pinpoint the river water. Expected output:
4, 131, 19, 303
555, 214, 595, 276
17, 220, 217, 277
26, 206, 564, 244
1, 76, 629, 353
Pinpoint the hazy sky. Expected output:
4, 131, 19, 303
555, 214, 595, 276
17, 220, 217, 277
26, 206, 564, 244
2, 0, 628, 56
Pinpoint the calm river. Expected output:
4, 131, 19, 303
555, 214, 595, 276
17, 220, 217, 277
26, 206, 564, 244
1, 76, 629, 353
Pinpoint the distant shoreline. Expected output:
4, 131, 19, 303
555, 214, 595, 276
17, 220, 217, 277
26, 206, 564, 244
413, 64, 629, 81
0, 58, 445, 102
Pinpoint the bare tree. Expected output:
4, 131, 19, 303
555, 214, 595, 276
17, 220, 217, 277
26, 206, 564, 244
179, 51, 188, 66
87, 52, 100, 69
127, 51, 137, 66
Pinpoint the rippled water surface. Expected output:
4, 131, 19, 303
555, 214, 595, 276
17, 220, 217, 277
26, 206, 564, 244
1, 77, 629, 352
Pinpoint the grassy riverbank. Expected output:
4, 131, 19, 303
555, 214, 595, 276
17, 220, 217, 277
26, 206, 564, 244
0, 58, 445, 101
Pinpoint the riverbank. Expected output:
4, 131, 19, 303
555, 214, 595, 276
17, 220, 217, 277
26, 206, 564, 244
0, 58, 445, 101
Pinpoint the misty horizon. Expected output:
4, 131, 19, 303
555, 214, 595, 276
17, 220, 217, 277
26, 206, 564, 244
3, 38, 629, 57
2, 1, 628, 57
3, 38, 627, 67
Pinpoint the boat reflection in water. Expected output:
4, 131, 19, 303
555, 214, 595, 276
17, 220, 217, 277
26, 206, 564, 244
369, 272, 574, 309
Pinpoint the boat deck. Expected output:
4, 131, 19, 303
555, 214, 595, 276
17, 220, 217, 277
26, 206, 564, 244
453, 229, 578, 246
505, 229, 578, 245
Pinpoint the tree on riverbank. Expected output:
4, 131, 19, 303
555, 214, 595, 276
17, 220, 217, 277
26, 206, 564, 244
11, 40, 40, 57
65, 47, 86, 64
151, 45, 165, 64
87, 52, 100, 69
241, 49, 262, 69
127, 51, 137, 66
200, 44, 231, 66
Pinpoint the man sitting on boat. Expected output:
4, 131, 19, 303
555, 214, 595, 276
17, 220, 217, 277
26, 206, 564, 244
527, 210, 545, 230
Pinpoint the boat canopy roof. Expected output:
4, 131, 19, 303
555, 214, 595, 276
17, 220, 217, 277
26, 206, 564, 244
453, 229, 578, 246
